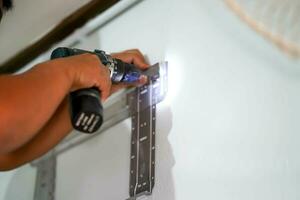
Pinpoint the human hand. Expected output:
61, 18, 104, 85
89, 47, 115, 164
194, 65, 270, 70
56, 53, 111, 101
56, 49, 149, 101
110, 49, 149, 94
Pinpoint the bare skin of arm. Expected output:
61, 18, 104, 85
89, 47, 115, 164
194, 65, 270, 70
0, 49, 148, 171
0, 53, 111, 154
0, 98, 72, 171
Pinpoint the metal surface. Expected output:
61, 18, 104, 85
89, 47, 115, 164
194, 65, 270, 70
33, 152, 56, 200
128, 85, 156, 198
142, 64, 160, 77
127, 62, 168, 200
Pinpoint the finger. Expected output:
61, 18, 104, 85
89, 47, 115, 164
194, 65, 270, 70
124, 49, 145, 61
97, 68, 112, 101
130, 53, 149, 69
139, 75, 148, 84
99, 80, 111, 101
112, 50, 149, 69
117, 53, 149, 69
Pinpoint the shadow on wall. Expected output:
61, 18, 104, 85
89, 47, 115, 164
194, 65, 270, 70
55, 105, 175, 200
2, 106, 175, 200
149, 105, 175, 200
107, 105, 175, 200
4, 165, 36, 200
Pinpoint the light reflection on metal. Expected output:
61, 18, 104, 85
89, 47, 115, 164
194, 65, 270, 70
163, 53, 183, 106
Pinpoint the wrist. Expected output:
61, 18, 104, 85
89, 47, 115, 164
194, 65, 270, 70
43, 59, 75, 92
59, 59, 76, 90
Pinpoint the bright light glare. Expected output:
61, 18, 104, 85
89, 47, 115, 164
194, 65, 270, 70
161, 52, 184, 106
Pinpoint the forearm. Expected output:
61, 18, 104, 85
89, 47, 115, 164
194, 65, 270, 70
0, 49, 149, 167
0, 98, 72, 171
0, 60, 72, 153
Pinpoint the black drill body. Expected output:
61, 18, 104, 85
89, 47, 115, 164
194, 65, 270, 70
51, 47, 143, 133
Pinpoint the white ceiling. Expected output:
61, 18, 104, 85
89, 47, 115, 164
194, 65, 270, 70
0, 0, 92, 65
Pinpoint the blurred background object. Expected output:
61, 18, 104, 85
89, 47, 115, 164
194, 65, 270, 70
225, 0, 300, 57
0, 0, 119, 74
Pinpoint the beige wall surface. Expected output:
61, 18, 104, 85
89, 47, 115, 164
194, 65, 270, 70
0, 0, 92, 65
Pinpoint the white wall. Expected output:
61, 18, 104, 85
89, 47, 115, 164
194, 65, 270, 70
0, 0, 92, 64
56, 0, 300, 199
1, 0, 300, 199
0, 165, 36, 200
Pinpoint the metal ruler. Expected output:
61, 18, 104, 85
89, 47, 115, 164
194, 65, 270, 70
127, 62, 168, 200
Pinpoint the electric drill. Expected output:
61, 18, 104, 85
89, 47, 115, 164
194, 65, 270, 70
51, 47, 148, 134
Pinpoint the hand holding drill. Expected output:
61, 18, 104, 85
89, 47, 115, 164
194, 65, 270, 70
0, 48, 149, 170
51, 47, 150, 133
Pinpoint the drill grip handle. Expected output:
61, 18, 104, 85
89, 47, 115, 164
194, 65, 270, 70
51, 47, 103, 133
69, 88, 103, 133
